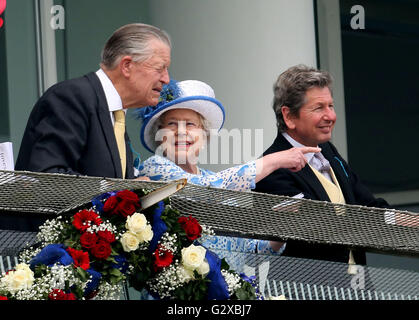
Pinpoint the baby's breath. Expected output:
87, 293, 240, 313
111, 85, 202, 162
19, 247, 42, 264
86, 219, 120, 239
157, 232, 178, 253
147, 261, 185, 299
201, 224, 215, 237
94, 281, 123, 300
37, 217, 66, 245
221, 270, 242, 296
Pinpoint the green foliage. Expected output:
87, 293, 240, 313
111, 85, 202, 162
33, 264, 48, 278
71, 284, 84, 300
231, 279, 256, 300
220, 258, 230, 271
173, 274, 209, 300
75, 267, 89, 282
107, 267, 125, 285
127, 253, 154, 291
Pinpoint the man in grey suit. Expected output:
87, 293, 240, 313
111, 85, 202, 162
16, 23, 171, 179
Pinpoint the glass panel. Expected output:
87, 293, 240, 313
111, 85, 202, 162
340, 0, 419, 194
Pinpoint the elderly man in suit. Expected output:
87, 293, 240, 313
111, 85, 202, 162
255, 64, 390, 264
16, 23, 171, 179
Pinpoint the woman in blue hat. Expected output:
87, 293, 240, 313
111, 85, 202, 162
134, 79, 319, 258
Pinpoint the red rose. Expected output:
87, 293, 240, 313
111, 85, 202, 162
72, 210, 102, 232
91, 240, 112, 260
178, 215, 202, 241
48, 289, 76, 300
178, 216, 188, 225
116, 190, 139, 203
154, 245, 173, 272
48, 289, 66, 300
80, 232, 98, 249
67, 247, 90, 270
103, 196, 118, 213
85, 290, 99, 300
114, 199, 137, 217
66, 293, 77, 300
0, 296, 8, 300
103, 190, 140, 217
97, 230, 116, 243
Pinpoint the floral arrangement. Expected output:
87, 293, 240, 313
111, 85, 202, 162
0, 188, 259, 300
134, 79, 181, 123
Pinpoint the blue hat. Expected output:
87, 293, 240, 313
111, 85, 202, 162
136, 79, 225, 153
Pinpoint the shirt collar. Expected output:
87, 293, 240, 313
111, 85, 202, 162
96, 68, 124, 112
282, 132, 317, 163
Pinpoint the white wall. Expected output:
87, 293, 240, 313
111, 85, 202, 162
149, 0, 317, 170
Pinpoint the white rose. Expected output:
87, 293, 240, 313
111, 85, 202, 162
181, 244, 206, 271
196, 260, 210, 276
120, 231, 140, 252
126, 213, 147, 234
15, 263, 33, 277
136, 224, 153, 243
2, 264, 34, 293
177, 266, 195, 283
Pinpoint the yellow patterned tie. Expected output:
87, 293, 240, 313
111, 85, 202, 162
113, 110, 126, 179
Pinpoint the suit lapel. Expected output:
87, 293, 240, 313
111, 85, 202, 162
86, 72, 123, 178
125, 132, 134, 179
321, 143, 355, 204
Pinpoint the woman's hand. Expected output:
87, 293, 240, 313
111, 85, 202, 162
275, 147, 321, 172
255, 147, 321, 182
135, 176, 151, 181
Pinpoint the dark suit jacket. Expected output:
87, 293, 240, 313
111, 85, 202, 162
15, 72, 134, 179
254, 132, 390, 264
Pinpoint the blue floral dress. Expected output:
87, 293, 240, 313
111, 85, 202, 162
135, 155, 285, 267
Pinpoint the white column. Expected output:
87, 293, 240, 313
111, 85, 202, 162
316, 0, 348, 161
34, 0, 57, 96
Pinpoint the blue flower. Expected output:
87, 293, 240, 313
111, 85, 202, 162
155, 201, 165, 215
133, 79, 181, 122
111, 255, 129, 274
149, 201, 167, 252
85, 268, 102, 295
240, 273, 263, 299
239, 273, 256, 284
30, 244, 73, 269
205, 250, 230, 300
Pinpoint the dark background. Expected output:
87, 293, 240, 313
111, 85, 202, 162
340, 0, 419, 195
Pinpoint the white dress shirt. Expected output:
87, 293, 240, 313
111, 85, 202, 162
95, 69, 126, 125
